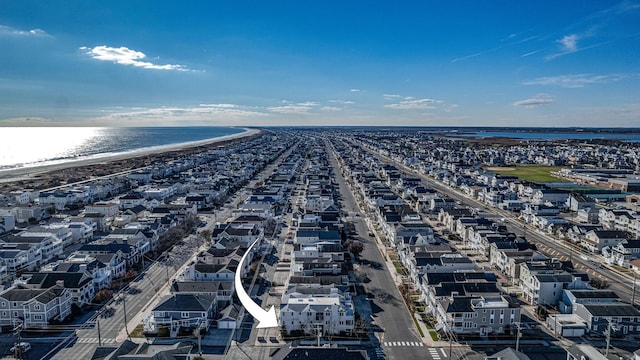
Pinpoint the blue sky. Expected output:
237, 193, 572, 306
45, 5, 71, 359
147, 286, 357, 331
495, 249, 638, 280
1, 1, 639, 127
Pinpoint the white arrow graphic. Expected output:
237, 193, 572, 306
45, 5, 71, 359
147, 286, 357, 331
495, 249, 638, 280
235, 238, 278, 328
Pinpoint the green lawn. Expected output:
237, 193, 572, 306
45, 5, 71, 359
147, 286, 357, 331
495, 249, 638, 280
490, 165, 569, 183
429, 330, 439, 341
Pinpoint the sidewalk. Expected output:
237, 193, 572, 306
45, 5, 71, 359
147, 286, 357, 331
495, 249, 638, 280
115, 238, 212, 343
362, 201, 455, 348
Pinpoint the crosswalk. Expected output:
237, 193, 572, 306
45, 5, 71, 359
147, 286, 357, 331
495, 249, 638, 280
429, 347, 445, 360
383, 341, 424, 347
76, 337, 117, 344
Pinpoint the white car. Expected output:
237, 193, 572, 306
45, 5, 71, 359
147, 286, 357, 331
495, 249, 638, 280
10, 342, 31, 353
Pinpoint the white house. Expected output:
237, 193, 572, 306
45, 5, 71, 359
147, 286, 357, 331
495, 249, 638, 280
279, 284, 355, 335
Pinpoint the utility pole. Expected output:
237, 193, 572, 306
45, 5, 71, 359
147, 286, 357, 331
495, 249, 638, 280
605, 319, 616, 357
632, 272, 637, 306
449, 317, 453, 358
14, 320, 23, 360
193, 323, 202, 356
121, 294, 130, 340
97, 316, 102, 346
515, 322, 521, 352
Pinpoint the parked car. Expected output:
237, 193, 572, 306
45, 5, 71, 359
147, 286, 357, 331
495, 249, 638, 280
10, 342, 31, 353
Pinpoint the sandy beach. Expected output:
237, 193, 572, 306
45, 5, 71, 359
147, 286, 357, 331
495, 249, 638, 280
0, 127, 261, 192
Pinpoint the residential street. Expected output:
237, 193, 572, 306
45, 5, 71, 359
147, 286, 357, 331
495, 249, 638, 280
326, 140, 443, 360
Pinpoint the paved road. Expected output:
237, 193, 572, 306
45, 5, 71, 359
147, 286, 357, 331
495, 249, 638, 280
49, 258, 176, 359
326, 140, 441, 360
353, 138, 639, 307
48, 142, 297, 359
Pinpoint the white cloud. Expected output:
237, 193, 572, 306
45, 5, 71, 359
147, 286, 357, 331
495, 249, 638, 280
350, 88, 360, 92
199, 103, 238, 108
321, 106, 341, 111
559, 34, 579, 52
451, 52, 482, 63
267, 101, 319, 114
0, 24, 51, 37
513, 94, 554, 108
384, 98, 443, 110
80, 45, 188, 71
383, 94, 403, 99
523, 73, 633, 88
89, 104, 267, 125
521, 50, 541, 57
329, 99, 355, 105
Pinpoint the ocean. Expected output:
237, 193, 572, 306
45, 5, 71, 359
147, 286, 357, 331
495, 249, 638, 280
0, 127, 246, 171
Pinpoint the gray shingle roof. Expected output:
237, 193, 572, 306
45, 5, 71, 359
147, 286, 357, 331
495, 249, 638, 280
153, 294, 215, 312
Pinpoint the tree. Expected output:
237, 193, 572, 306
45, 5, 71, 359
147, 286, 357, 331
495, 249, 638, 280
93, 289, 113, 303
590, 277, 609, 289
348, 241, 364, 258
200, 229, 212, 243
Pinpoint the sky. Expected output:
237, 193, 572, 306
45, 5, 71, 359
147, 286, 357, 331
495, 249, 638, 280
1, 1, 639, 127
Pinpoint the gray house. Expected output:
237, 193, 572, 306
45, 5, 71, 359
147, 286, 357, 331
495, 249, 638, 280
146, 294, 216, 337
437, 295, 521, 336
574, 302, 640, 335
0, 284, 71, 329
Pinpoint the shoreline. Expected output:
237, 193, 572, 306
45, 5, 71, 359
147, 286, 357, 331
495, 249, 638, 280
0, 127, 261, 187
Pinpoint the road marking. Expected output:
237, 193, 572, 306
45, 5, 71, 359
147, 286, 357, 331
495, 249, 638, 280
429, 348, 441, 360
385, 341, 425, 347
77, 337, 116, 344
441, 348, 448, 357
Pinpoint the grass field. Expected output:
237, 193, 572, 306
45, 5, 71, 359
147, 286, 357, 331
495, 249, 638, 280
488, 165, 569, 183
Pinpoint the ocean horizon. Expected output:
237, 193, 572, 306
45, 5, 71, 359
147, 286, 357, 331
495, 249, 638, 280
0, 126, 246, 171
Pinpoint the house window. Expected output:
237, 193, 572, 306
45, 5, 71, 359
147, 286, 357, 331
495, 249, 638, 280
34, 315, 43, 320
181, 312, 190, 318
34, 305, 41, 310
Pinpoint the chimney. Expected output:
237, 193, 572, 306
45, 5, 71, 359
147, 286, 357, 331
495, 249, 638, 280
56, 280, 65, 287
